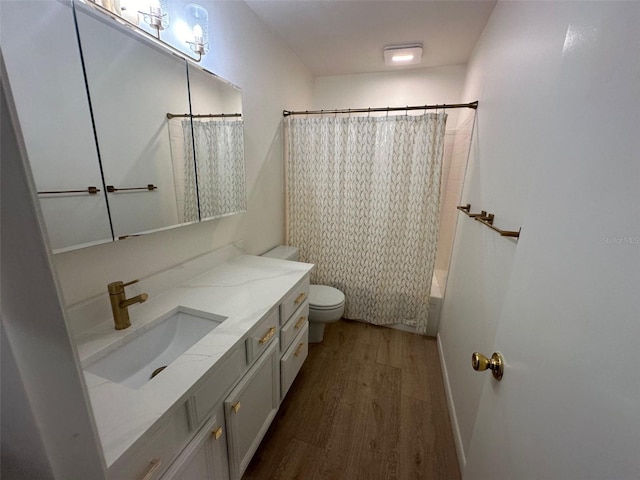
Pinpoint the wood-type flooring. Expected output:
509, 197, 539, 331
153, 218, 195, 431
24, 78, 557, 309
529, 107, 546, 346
242, 319, 461, 480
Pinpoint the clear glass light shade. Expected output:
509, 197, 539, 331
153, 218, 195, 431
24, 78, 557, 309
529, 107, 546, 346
184, 3, 209, 55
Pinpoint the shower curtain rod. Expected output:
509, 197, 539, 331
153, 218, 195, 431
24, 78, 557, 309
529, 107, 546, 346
166, 113, 242, 119
282, 101, 478, 117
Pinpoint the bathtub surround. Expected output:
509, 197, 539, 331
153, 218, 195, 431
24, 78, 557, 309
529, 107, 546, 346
286, 113, 446, 334
434, 114, 476, 290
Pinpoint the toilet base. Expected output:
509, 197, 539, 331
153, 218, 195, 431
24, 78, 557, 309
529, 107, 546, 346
309, 321, 329, 343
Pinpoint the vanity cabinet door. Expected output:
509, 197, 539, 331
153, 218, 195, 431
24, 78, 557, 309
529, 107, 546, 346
107, 403, 191, 480
224, 339, 280, 480
161, 407, 229, 480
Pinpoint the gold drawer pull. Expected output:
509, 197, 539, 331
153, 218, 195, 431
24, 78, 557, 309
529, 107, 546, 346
213, 426, 223, 439
294, 316, 306, 330
259, 326, 276, 345
232, 401, 241, 413
141, 458, 162, 480
294, 292, 306, 305
294, 342, 305, 357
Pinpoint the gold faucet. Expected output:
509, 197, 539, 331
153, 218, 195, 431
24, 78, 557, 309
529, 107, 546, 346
108, 279, 149, 330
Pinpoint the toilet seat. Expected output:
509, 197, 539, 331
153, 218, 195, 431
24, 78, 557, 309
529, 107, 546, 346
309, 285, 345, 310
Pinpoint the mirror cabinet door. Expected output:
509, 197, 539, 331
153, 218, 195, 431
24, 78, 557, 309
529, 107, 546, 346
75, 6, 196, 239
186, 64, 246, 222
1, 0, 113, 252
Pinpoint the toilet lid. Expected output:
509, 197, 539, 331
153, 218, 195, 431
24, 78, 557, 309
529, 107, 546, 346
309, 285, 345, 309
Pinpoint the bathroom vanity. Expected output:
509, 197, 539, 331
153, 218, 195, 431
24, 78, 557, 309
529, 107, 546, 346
73, 250, 312, 479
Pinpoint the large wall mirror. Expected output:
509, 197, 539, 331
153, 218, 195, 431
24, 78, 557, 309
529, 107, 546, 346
1, 0, 246, 252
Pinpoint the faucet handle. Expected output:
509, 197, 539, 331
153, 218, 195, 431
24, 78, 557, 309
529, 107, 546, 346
107, 279, 140, 295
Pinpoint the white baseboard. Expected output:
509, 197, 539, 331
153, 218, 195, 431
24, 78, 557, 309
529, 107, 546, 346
437, 333, 466, 473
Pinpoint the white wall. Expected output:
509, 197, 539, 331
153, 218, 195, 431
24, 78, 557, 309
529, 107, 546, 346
439, 0, 640, 470
313, 65, 466, 127
55, 0, 314, 306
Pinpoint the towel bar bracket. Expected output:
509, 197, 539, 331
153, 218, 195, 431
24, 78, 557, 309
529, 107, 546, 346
457, 204, 521, 239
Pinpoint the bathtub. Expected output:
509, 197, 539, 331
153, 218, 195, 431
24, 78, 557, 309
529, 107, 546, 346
387, 271, 444, 337
427, 272, 444, 337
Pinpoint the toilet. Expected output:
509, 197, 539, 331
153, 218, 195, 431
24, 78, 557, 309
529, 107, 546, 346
262, 246, 345, 343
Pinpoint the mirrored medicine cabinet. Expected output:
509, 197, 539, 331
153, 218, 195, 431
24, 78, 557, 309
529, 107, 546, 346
1, 0, 246, 253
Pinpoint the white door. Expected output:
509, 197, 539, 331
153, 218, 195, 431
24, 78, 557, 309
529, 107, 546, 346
464, 4, 640, 478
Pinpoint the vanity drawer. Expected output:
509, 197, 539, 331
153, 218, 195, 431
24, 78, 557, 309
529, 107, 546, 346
246, 306, 279, 364
280, 302, 308, 353
280, 275, 310, 325
280, 323, 309, 400
108, 402, 190, 480
191, 345, 247, 427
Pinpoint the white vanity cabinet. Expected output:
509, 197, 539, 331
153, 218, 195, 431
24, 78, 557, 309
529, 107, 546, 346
224, 339, 280, 480
98, 267, 312, 480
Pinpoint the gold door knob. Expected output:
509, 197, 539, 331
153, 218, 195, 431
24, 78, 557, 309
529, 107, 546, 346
471, 352, 504, 381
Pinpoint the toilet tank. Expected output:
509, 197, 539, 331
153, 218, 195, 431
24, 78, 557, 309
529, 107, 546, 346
261, 245, 299, 261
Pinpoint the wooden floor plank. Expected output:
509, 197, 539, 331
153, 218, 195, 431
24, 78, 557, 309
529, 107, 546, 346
376, 326, 405, 368
242, 320, 460, 480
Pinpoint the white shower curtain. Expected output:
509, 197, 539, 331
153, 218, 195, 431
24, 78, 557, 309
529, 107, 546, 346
168, 118, 246, 223
286, 113, 446, 334
188, 119, 246, 220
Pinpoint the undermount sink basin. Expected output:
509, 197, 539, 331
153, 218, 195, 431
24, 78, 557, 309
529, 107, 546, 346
86, 308, 227, 389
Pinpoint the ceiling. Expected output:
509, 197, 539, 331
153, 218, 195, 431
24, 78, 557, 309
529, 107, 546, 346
244, 0, 497, 77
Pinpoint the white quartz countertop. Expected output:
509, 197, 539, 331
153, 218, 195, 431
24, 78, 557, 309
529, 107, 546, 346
74, 254, 313, 467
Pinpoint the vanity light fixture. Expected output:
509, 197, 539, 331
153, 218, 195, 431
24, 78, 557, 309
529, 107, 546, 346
139, 0, 169, 39
383, 44, 423, 66
184, 3, 209, 62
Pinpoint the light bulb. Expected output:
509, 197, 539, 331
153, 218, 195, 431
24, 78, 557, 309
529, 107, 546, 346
193, 24, 203, 43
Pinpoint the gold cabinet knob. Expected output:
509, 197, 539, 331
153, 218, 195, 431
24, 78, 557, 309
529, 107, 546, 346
212, 426, 223, 439
232, 401, 241, 413
471, 352, 504, 381
294, 292, 306, 305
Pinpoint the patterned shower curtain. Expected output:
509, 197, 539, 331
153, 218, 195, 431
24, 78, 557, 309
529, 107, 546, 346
187, 119, 246, 220
286, 113, 446, 334
168, 118, 246, 223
